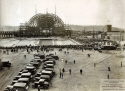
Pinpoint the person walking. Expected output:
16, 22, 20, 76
107, 74, 109, 79
60, 72, 62, 78
121, 61, 122, 67
80, 69, 82, 75
94, 63, 96, 67
108, 67, 110, 71
87, 54, 90, 57
62, 68, 65, 73
65, 60, 67, 64
74, 60, 75, 64
24, 55, 26, 59
62, 73, 63, 79
69, 69, 71, 75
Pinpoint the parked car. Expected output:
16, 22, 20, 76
21, 73, 32, 81
40, 75, 50, 82
18, 78, 29, 86
51, 55, 59, 60
42, 64, 54, 69
25, 66, 36, 75
13, 82, 29, 91
32, 79, 49, 89
44, 61, 55, 65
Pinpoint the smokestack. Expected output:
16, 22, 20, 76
107, 25, 112, 32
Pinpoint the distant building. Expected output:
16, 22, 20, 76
106, 25, 125, 42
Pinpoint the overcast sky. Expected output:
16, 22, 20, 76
1, 0, 125, 29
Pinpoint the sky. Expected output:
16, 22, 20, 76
1, 0, 125, 29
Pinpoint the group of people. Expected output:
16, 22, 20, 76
59, 67, 83, 79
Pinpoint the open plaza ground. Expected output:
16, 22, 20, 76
0, 37, 125, 91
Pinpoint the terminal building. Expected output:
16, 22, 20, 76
0, 13, 72, 38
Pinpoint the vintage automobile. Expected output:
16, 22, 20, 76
40, 75, 50, 82
51, 55, 59, 60
38, 52, 45, 59
25, 66, 36, 75
18, 70, 29, 75
4, 85, 13, 91
34, 56, 41, 59
18, 78, 30, 86
2, 61, 11, 67
44, 68, 55, 75
48, 53, 54, 56
30, 59, 42, 65
13, 82, 29, 91
41, 70, 53, 77
42, 64, 54, 69
44, 61, 55, 65
32, 79, 49, 89
46, 56, 53, 60
21, 73, 32, 81
30, 62, 40, 69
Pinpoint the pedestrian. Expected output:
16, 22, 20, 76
62, 73, 63, 79
94, 63, 96, 67
65, 60, 67, 64
69, 69, 71, 75
55, 52, 56, 55
74, 60, 75, 64
121, 61, 122, 67
38, 85, 40, 91
24, 55, 26, 59
60, 72, 62, 78
88, 54, 90, 57
108, 67, 110, 71
64, 51, 66, 54
62, 68, 65, 73
80, 69, 82, 75
107, 74, 109, 79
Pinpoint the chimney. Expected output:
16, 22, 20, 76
107, 25, 112, 32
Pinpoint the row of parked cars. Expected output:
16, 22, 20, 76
32, 53, 59, 89
4, 51, 59, 91
4, 52, 45, 91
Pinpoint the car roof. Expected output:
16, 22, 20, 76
46, 64, 54, 66
21, 73, 31, 76
26, 66, 35, 69
18, 78, 29, 81
13, 83, 26, 87
39, 79, 45, 82
42, 70, 52, 73
40, 75, 50, 78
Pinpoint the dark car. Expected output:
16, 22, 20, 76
51, 55, 59, 60
13, 82, 29, 91
40, 75, 50, 82
25, 66, 36, 75
2, 61, 11, 67
44, 61, 55, 65
42, 64, 54, 69
18, 78, 30, 86
21, 73, 32, 81
32, 79, 49, 89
